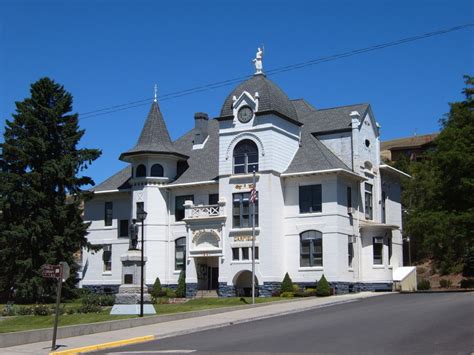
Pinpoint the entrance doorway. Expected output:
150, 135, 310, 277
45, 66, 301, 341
196, 257, 219, 290
234, 270, 259, 297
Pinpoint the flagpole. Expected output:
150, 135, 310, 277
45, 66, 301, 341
251, 169, 256, 305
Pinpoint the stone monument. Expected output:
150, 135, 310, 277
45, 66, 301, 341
110, 220, 156, 315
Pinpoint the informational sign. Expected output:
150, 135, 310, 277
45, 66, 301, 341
42, 264, 61, 279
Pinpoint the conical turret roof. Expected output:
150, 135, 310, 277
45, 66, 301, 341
119, 101, 188, 161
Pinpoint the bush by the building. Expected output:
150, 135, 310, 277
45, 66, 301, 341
280, 273, 293, 293
151, 277, 162, 299
316, 275, 331, 297
417, 279, 431, 290
176, 271, 186, 298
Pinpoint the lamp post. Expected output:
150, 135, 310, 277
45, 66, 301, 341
137, 208, 147, 317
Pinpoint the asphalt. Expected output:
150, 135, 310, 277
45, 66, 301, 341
1, 292, 384, 354
94, 292, 474, 355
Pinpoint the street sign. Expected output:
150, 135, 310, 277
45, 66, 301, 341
59, 262, 70, 282
42, 264, 61, 279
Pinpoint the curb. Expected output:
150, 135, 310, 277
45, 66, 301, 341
49, 335, 155, 355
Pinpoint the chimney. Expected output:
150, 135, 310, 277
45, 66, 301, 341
194, 112, 209, 145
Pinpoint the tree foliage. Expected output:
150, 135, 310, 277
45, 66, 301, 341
280, 272, 293, 293
0, 78, 101, 302
175, 270, 186, 298
316, 274, 331, 297
403, 75, 474, 273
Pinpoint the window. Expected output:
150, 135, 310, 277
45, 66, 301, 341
348, 237, 354, 268
175, 195, 193, 221
103, 244, 112, 272
242, 247, 249, 260
150, 164, 164, 177
300, 230, 323, 267
382, 191, 387, 223
209, 193, 219, 205
175, 237, 186, 270
373, 237, 383, 265
136, 202, 144, 219
299, 185, 322, 213
136, 164, 146, 177
347, 186, 352, 208
119, 219, 129, 238
233, 192, 258, 228
232, 247, 259, 261
232, 248, 239, 260
387, 235, 392, 265
365, 183, 373, 220
233, 139, 258, 174
104, 202, 113, 226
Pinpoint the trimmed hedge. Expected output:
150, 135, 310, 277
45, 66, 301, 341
316, 275, 330, 297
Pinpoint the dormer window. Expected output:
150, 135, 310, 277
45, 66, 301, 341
233, 139, 258, 174
150, 163, 164, 177
136, 164, 146, 177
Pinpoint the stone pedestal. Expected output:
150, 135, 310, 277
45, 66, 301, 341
110, 249, 156, 315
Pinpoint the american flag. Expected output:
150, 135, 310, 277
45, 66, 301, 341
249, 186, 257, 204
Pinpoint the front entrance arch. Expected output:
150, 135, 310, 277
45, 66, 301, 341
233, 270, 259, 297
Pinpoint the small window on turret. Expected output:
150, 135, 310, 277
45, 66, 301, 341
151, 164, 164, 177
136, 164, 146, 177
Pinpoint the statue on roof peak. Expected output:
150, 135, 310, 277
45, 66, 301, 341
253, 47, 264, 75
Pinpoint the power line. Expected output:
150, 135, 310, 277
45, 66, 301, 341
79, 23, 473, 121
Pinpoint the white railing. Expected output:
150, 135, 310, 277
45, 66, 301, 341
190, 204, 220, 218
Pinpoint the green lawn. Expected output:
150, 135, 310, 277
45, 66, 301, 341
0, 297, 283, 333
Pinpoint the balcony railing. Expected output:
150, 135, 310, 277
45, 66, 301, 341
184, 199, 226, 220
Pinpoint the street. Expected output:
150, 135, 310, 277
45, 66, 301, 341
93, 292, 474, 354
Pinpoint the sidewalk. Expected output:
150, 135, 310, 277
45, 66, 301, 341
2, 292, 390, 355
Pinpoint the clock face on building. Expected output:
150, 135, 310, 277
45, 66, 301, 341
237, 106, 253, 123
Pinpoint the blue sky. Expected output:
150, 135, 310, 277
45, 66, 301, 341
1, 0, 473, 185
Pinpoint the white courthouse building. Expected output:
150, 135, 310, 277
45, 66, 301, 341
81, 56, 408, 297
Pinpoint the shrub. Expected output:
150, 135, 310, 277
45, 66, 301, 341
65, 307, 77, 315
280, 291, 294, 298
162, 288, 177, 298
304, 288, 317, 297
316, 275, 331, 297
417, 279, 431, 290
2, 303, 15, 316
17, 306, 33, 315
294, 290, 305, 297
271, 290, 281, 297
460, 279, 474, 288
33, 304, 51, 316
176, 271, 186, 298
439, 279, 452, 288
81, 294, 114, 306
98, 295, 115, 306
150, 277, 162, 299
70, 288, 92, 299
280, 273, 293, 293
292, 284, 301, 293
77, 304, 102, 314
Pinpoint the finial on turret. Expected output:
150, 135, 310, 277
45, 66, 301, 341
154, 84, 158, 102
253, 46, 264, 75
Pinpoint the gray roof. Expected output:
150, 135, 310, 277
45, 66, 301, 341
169, 119, 219, 185
120, 102, 188, 161
92, 166, 131, 192
292, 99, 369, 134
219, 74, 299, 124
284, 131, 350, 174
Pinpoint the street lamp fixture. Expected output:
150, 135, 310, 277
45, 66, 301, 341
137, 208, 147, 317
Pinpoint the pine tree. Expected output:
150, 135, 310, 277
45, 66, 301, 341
0, 78, 101, 303
175, 270, 186, 298
316, 274, 330, 297
280, 272, 293, 293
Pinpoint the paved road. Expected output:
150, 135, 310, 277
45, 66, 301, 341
95, 293, 474, 354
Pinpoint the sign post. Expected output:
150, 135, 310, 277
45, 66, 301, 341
42, 262, 69, 351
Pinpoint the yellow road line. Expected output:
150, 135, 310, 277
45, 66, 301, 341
50, 335, 155, 355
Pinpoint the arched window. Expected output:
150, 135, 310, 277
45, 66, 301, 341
300, 230, 323, 267
150, 163, 164, 177
175, 237, 186, 271
233, 139, 258, 174
135, 164, 146, 177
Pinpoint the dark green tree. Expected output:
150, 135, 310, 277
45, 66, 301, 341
150, 277, 162, 299
0, 78, 101, 302
280, 272, 293, 293
175, 270, 186, 298
404, 75, 474, 273
316, 274, 330, 297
